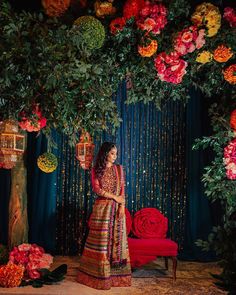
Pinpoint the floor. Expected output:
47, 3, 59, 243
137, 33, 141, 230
0, 256, 227, 295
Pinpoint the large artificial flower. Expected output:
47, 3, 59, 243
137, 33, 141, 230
191, 2, 221, 37
136, 2, 168, 35
223, 64, 236, 85
37, 152, 58, 173
0, 263, 24, 288
74, 16, 105, 50
154, 51, 187, 84
230, 110, 236, 131
9, 243, 53, 280
94, 1, 116, 18
174, 26, 205, 56
110, 17, 126, 35
213, 45, 233, 63
123, 0, 145, 20
224, 139, 236, 180
138, 39, 158, 57
223, 7, 236, 28
196, 50, 213, 64
42, 0, 70, 17
18, 105, 47, 132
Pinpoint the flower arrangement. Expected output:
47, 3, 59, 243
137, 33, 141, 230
191, 2, 221, 37
213, 45, 233, 63
0, 263, 24, 288
37, 152, 58, 173
18, 105, 47, 132
174, 26, 205, 56
223, 64, 236, 85
42, 0, 70, 17
223, 7, 236, 28
136, 2, 168, 35
224, 139, 236, 180
138, 38, 158, 57
230, 110, 236, 132
196, 50, 213, 64
154, 51, 187, 84
9, 243, 53, 280
74, 16, 105, 50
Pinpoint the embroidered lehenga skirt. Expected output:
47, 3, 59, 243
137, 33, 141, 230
77, 197, 131, 290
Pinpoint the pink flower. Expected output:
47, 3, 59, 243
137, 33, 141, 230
154, 51, 187, 84
174, 26, 205, 56
18, 243, 31, 252
28, 269, 41, 279
136, 2, 167, 35
224, 139, 236, 180
223, 7, 236, 27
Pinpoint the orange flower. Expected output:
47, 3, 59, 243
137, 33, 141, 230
42, 0, 70, 17
138, 39, 158, 57
0, 263, 24, 288
213, 45, 233, 63
223, 64, 236, 85
230, 110, 236, 131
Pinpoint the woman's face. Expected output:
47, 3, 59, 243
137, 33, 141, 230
106, 147, 117, 164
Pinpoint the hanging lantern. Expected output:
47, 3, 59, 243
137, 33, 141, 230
0, 120, 25, 169
76, 132, 95, 170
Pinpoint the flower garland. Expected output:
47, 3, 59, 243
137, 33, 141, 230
174, 25, 205, 56
154, 51, 187, 84
224, 139, 236, 180
9, 243, 53, 280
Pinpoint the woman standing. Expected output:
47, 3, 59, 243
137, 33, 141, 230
77, 142, 131, 290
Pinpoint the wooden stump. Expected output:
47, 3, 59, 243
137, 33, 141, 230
8, 153, 28, 249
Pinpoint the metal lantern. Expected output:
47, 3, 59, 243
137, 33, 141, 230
76, 132, 95, 170
0, 120, 25, 169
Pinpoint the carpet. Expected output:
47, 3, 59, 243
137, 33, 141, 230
0, 257, 228, 295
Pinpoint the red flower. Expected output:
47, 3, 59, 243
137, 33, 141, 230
123, 0, 145, 20
230, 110, 236, 131
18, 105, 47, 132
223, 7, 236, 27
110, 17, 126, 35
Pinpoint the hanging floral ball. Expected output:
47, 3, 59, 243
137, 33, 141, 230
42, 0, 71, 17
74, 16, 105, 50
0, 244, 9, 265
223, 64, 236, 85
230, 110, 236, 131
138, 39, 158, 57
0, 263, 24, 288
37, 152, 58, 173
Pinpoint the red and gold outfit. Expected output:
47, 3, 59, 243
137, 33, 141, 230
77, 165, 131, 290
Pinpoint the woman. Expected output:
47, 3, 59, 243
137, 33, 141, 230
77, 142, 131, 290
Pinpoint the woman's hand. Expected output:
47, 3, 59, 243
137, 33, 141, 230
113, 195, 125, 205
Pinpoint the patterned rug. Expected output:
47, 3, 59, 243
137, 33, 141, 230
0, 256, 228, 295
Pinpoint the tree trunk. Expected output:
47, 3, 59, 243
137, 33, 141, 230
8, 152, 28, 249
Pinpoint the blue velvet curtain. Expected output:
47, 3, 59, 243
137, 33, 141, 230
0, 83, 216, 260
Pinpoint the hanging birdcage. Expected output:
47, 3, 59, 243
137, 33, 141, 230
0, 120, 25, 169
76, 132, 95, 170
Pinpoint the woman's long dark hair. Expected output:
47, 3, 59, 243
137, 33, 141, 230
94, 142, 116, 178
